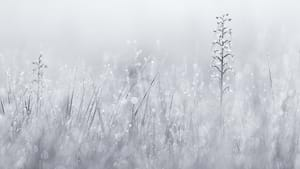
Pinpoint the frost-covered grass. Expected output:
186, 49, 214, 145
0, 50, 299, 169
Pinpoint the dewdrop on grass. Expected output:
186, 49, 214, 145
130, 97, 138, 104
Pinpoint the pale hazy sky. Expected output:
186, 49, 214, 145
0, 0, 299, 68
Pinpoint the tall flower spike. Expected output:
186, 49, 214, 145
211, 13, 234, 132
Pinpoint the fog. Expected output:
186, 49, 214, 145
2, 1, 300, 169
0, 0, 299, 68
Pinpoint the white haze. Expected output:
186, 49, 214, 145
1, 1, 300, 169
0, 0, 299, 68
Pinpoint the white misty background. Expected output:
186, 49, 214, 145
0, 0, 299, 169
